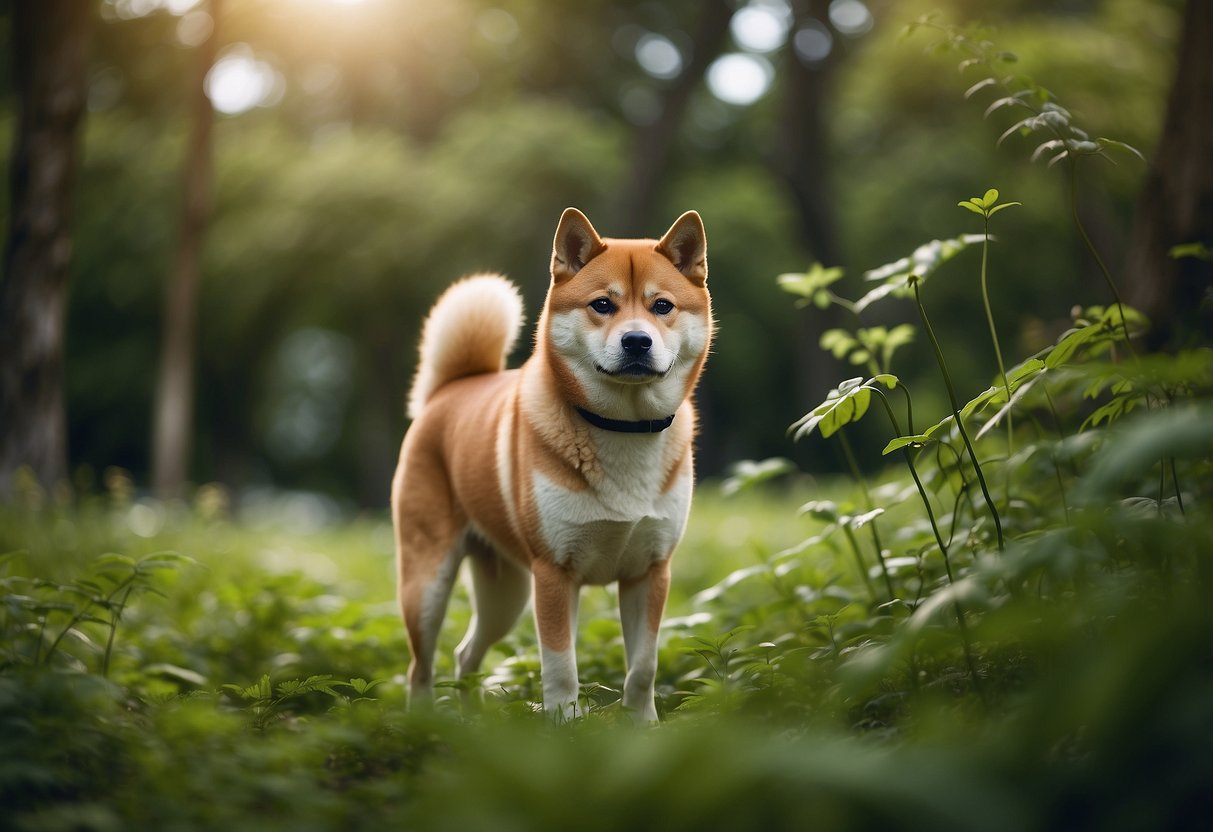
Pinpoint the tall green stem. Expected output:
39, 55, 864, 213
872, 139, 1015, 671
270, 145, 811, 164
841, 523, 878, 604
839, 428, 895, 603
102, 584, 135, 678
875, 389, 984, 700
874, 392, 951, 577
912, 280, 1006, 553
979, 217, 1013, 509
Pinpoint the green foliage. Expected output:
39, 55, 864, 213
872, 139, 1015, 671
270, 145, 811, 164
820, 325, 916, 373
2, 420, 1212, 831
776, 262, 846, 309
790, 375, 899, 441
909, 15, 1147, 170
771, 33, 1212, 811
721, 458, 795, 496
221, 672, 386, 730
1, 550, 197, 676
856, 234, 986, 313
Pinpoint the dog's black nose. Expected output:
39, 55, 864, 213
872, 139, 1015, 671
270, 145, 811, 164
621, 331, 653, 356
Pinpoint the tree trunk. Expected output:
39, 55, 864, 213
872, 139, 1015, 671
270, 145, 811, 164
151, 0, 221, 499
773, 0, 846, 405
1123, 0, 1213, 349
774, 0, 844, 267
0, 1, 91, 500
613, 0, 735, 235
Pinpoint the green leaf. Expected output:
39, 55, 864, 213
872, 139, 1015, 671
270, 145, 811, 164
879, 325, 916, 369
1043, 307, 1145, 368
1096, 137, 1145, 163
820, 328, 859, 360
858, 235, 985, 312
976, 371, 1043, 440
1031, 139, 1066, 163
137, 551, 200, 571
798, 500, 840, 522
882, 434, 933, 455
846, 508, 885, 529
791, 385, 852, 440
1075, 349, 1212, 393
837, 376, 864, 394
1040, 101, 1073, 121
722, 458, 796, 496
982, 188, 999, 205
94, 554, 137, 572
343, 677, 386, 696
1080, 394, 1140, 431
14, 598, 77, 614
958, 200, 986, 216
1077, 403, 1213, 502
1169, 242, 1213, 262
984, 96, 1027, 117
853, 281, 901, 314
776, 263, 845, 299
791, 375, 896, 441
1006, 357, 1045, 387
821, 388, 869, 438
986, 202, 1021, 216
963, 78, 998, 99
920, 374, 1015, 443
145, 662, 208, 687
225, 674, 273, 701
997, 115, 1039, 146
1044, 322, 1106, 368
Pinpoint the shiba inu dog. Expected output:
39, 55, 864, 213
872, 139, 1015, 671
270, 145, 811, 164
391, 207, 711, 721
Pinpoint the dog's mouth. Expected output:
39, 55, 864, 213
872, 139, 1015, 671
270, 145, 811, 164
595, 361, 666, 381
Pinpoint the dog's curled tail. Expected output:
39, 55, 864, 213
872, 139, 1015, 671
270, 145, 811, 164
407, 274, 525, 420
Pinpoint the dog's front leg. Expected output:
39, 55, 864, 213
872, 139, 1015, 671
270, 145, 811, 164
618, 559, 670, 723
532, 558, 581, 721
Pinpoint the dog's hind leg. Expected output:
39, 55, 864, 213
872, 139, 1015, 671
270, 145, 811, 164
455, 539, 532, 683
395, 478, 465, 707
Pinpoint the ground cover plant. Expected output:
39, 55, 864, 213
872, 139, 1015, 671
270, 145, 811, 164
3, 18, 1212, 832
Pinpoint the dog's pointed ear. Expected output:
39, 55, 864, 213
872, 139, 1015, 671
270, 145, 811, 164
551, 207, 606, 284
656, 211, 707, 286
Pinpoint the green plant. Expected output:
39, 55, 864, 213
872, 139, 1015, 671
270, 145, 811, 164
907, 15, 1145, 349
221, 673, 386, 730
0, 550, 196, 676
909, 274, 1006, 553
959, 188, 1021, 499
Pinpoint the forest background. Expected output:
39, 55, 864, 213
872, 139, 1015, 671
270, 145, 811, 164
0, 0, 1193, 508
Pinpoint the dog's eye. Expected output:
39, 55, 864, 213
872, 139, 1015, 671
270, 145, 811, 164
589, 297, 616, 315
652, 299, 675, 315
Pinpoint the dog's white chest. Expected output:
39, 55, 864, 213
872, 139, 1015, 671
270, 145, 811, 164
531, 463, 690, 586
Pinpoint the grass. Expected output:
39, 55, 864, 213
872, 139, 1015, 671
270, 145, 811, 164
3, 441, 1211, 832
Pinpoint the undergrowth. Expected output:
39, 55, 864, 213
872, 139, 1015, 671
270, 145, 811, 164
3, 17, 1213, 832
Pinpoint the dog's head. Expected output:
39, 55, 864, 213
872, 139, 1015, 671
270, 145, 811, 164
542, 208, 712, 419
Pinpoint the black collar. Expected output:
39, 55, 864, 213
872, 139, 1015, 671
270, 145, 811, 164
575, 407, 675, 434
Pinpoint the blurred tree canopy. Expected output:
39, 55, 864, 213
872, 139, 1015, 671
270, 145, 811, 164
0, 0, 1182, 506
